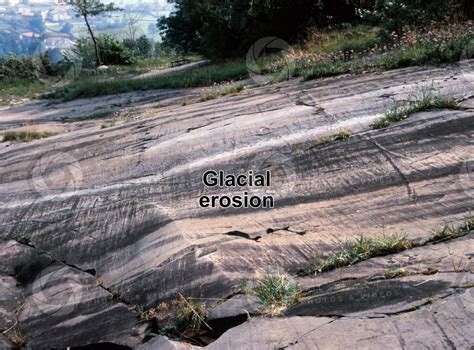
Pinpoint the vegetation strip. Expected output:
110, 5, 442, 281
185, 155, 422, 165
372, 93, 462, 129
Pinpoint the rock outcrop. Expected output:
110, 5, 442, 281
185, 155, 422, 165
0, 62, 473, 348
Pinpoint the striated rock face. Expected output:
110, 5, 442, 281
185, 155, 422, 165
0, 63, 473, 348
205, 292, 473, 349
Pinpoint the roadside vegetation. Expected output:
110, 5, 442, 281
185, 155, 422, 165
1, 0, 473, 104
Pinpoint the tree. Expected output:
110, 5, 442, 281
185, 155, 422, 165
158, 0, 357, 58
67, 0, 120, 66
124, 11, 143, 41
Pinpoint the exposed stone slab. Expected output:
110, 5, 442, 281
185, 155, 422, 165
207, 295, 259, 321
0, 334, 13, 349
206, 292, 473, 349
298, 234, 473, 291
0, 63, 472, 347
19, 263, 145, 349
138, 336, 198, 350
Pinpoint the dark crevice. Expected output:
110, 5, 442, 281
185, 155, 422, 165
225, 231, 261, 241
69, 343, 132, 350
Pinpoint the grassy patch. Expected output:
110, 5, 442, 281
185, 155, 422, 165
429, 216, 473, 243
372, 93, 461, 129
316, 128, 352, 145
53, 60, 249, 100
0, 79, 49, 105
2, 130, 57, 142
40, 27, 473, 101
305, 25, 380, 55
304, 234, 412, 275
61, 110, 116, 123
254, 271, 300, 315
301, 33, 473, 81
385, 267, 410, 279
199, 83, 245, 102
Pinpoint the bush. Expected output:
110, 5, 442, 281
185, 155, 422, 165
76, 34, 135, 68
0, 55, 40, 81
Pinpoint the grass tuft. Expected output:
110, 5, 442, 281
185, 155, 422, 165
199, 83, 244, 102
2, 130, 57, 142
254, 271, 300, 315
384, 267, 410, 279
429, 216, 473, 243
100, 120, 116, 129
8, 330, 26, 350
372, 92, 461, 129
317, 128, 352, 145
53, 60, 249, 101
304, 234, 412, 275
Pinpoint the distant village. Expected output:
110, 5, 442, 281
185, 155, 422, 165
0, 0, 173, 57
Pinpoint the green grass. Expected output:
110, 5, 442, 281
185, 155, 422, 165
0, 80, 49, 105
304, 234, 413, 275
301, 34, 473, 81
371, 93, 461, 129
306, 25, 380, 55
254, 271, 300, 315
53, 60, 249, 100
2, 130, 57, 142
429, 216, 473, 243
199, 83, 245, 102
61, 110, 116, 123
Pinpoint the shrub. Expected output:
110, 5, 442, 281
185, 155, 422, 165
0, 55, 40, 81
76, 34, 135, 68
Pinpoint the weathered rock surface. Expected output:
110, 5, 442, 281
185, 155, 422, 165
207, 295, 259, 321
205, 292, 473, 349
0, 62, 473, 347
